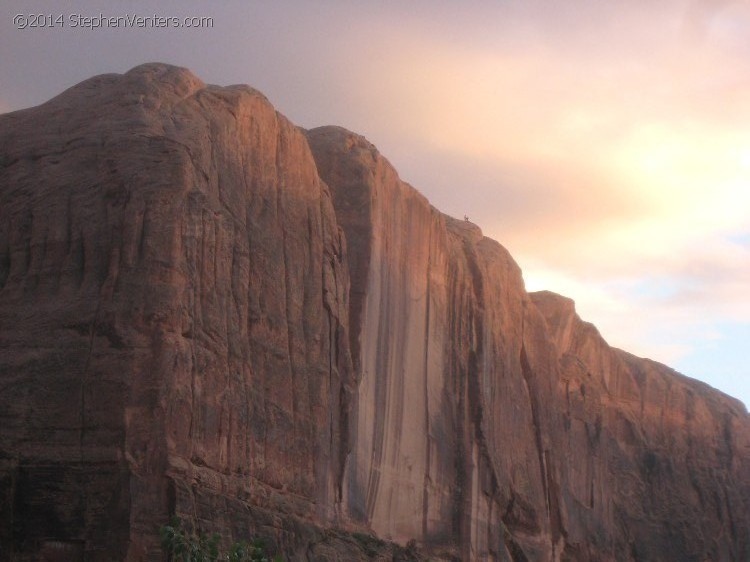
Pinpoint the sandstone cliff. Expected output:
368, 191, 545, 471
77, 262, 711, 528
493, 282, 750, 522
306, 127, 750, 561
531, 291, 749, 561
0, 64, 748, 561
0, 64, 352, 560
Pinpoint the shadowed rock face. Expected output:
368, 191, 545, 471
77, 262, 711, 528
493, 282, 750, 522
0, 63, 353, 560
1, 64, 748, 561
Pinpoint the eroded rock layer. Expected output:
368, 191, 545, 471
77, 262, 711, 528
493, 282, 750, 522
1, 64, 748, 561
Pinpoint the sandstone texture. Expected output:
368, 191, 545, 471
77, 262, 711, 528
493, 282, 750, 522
531, 291, 750, 561
1, 64, 748, 561
0, 64, 352, 560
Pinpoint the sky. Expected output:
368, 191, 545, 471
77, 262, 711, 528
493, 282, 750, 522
1, 0, 749, 408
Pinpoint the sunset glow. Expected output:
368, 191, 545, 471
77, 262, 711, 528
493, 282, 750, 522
1, 0, 748, 406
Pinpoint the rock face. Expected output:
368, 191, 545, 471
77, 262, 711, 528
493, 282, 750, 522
1, 64, 748, 561
0, 64, 352, 560
531, 291, 750, 561
306, 127, 750, 561
306, 127, 563, 560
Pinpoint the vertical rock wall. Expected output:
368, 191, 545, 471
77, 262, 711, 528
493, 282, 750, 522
307, 127, 568, 560
0, 64, 352, 560
307, 127, 750, 562
1, 65, 748, 561
532, 291, 750, 561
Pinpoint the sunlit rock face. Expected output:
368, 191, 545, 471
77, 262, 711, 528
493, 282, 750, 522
307, 128, 750, 562
1, 64, 748, 561
306, 127, 563, 560
531, 291, 750, 561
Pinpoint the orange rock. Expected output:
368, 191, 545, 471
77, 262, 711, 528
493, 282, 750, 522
1, 64, 747, 561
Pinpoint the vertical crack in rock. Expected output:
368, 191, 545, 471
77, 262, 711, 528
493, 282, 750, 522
366, 262, 390, 520
0, 220, 8, 290
275, 129, 299, 461
421, 226, 433, 541
519, 343, 549, 522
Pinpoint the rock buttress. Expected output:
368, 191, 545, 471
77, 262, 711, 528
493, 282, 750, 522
532, 291, 750, 561
307, 127, 566, 560
0, 63, 352, 560
307, 126, 750, 562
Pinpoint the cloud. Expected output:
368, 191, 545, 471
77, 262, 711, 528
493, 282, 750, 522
344, 17, 750, 272
0, 0, 747, 402
338, 3, 750, 231
323, 1, 750, 404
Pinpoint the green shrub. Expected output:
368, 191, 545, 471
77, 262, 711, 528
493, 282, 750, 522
160, 517, 283, 562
